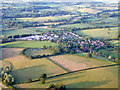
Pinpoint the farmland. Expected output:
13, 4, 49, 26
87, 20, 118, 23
1, 0, 119, 89
75, 27, 118, 40
24, 49, 53, 56
49, 54, 116, 71
2, 41, 58, 48
16, 15, 75, 22
15, 65, 118, 88
4, 55, 67, 84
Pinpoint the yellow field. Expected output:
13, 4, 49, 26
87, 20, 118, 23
77, 8, 101, 14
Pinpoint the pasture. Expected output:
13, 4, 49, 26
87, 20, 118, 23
1, 41, 58, 48
24, 49, 53, 56
49, 54, 116, 71
15, 65, 118, 88
98, 48, 119, 59
108, 40, 119, 46
16, 15, 75, 22
4, 56, 67, 84
75, 27, 118, 40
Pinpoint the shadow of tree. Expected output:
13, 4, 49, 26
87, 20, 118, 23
66, 80, 112, 88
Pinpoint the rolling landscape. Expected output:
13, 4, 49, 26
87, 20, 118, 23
0, 0, 119, 89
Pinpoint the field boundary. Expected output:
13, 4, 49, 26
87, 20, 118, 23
46, 57, 70, 72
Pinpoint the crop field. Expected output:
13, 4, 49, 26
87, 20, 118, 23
77, 8, 101, 14
1, 41, 58, 48
55, 23, 96, 29
1, 29, 37, 37
75, 27, 118, 40
1, 48, 23, 60
15, 65, 118, 88
16, 15, 75, 22
49, 54, 116, 71
4, 55, 67, 84
24, 49, 53, 56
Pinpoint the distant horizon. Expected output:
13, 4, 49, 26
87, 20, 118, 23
2, 0, 119, 3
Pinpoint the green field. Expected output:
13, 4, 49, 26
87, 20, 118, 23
55, 23, 96, 29
15, 65, 118, 88
2, 41, 58, 48
98, 48, 119, 58
17, 15, 75, 22
24, 49, 53, 56
75, 27, 118, 40
108, 40, 119, 46
4, 56, 67, 84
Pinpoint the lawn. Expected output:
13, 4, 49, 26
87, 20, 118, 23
75, 27, 118, 40
4, 55, 67, 84
1, 41, 58, 48
24, 49, 53, 56
49, 54, 116, 71
15, 65, 118, 88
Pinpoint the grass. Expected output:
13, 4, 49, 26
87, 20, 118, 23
55, 23, 96, 29
1, 29, 37, 37
1, 41, 58, 48
24, 49, 53, 56
16, 15, 75, 22
49, 54, 116, 71
75, 27, 118, 40
15, 65, 118, 88
77, 8, 101, 14
98, 48, 119, 58
108, 40, 119, 46
4, 56, 67, 84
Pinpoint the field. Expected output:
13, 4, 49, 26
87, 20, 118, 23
75, 27, 118, 40
1, 48, 23, 60
4, 55, 67, 84
108, 40, 119, 46
24, 49, 53, 56
77, 8, 101, 14
15, 65, 118, 88
1, 27, 60, 37
1, 41, 58, 48
16, 15, 75, 22
98, 48, 119, 58
55, 23, 96, 29
49, 54, 116, 71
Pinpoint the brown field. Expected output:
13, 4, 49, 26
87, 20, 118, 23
49, 54, 116, 71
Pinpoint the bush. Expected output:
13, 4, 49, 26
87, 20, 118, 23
86, 53, 92, 58
40, 78, 45, 84
41, 73, 47, 78
25, 79, 32, 83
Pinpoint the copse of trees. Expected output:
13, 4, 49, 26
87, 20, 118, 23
2, 66, 15, 85
48, 83, 66, 90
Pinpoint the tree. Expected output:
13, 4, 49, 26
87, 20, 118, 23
41, 73, 47, 79
40, 78, 45, 84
